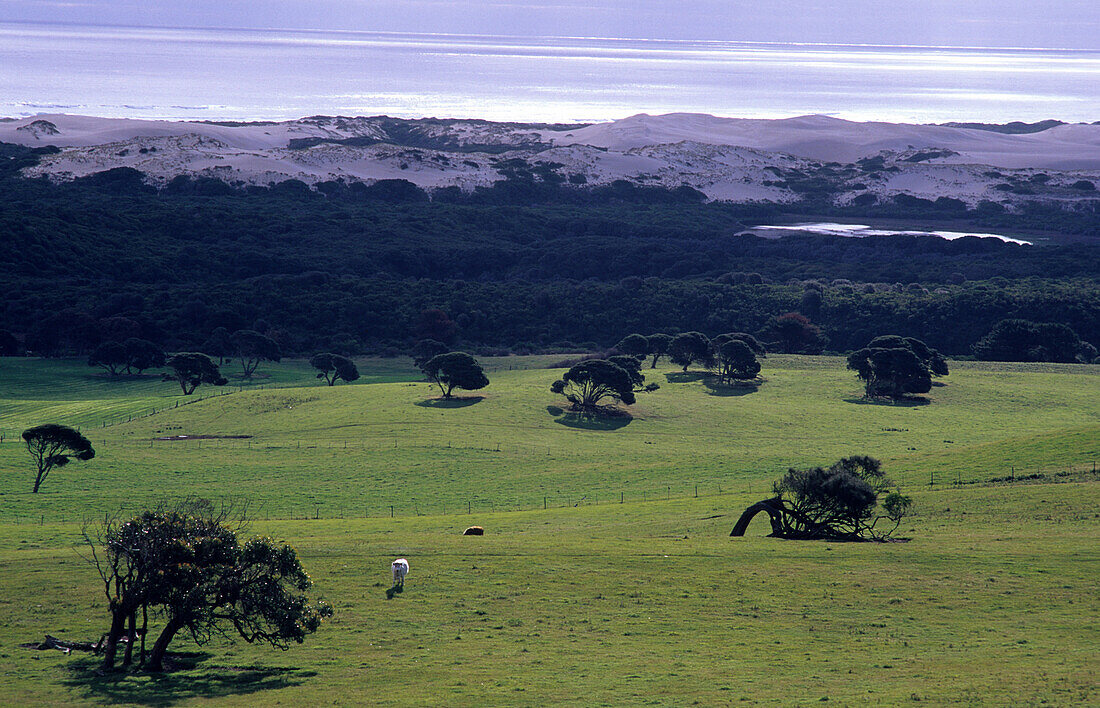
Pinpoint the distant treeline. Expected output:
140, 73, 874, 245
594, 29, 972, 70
1, 143, 1098, 356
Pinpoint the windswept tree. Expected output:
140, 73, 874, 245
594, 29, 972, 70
310, 353, 360, 386
423, 352, 489, 398
763, 312, 827, 354
231, 329, 281, 378
712, 339, 761, 384
163, 353, 228, 395
22, 423, 95, 493
731, 456, 912, 541
645, 333, 673, 369
551, 359, 636, 414
867, 335, 947, 377
85, 501, 332, 673
123, 338, 166, 374
89, 341, 128, 375
669, 332, 712, 372
847, 346, 932, 399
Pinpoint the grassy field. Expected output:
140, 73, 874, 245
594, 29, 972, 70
0, 355, 1096, 705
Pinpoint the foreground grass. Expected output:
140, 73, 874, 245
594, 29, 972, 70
0, 482, 1096, 706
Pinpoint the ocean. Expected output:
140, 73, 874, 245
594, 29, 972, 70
2, 21, 1098, 124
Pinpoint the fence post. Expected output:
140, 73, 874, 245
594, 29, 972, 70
620, 492, 624, 504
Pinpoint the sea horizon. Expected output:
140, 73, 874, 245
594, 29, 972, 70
3, 20, 1098, 125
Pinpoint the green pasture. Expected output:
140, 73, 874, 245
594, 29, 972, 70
0, 355, 1097, 705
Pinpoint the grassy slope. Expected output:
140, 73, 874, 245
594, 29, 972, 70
0, 355, 1096, 705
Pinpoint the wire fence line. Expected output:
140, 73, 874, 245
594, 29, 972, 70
0, 464, 1095, 526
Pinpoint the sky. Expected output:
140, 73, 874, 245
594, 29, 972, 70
4, 0, 1099, 49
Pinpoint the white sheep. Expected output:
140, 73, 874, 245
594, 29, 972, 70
391, 558, 409, 588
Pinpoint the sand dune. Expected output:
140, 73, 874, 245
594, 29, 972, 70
2, 112, 1098, 204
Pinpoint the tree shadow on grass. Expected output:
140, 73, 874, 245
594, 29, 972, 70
931, 381, 948, 387
664, 371, 706, 384
843, 396, 930, 407
62, 653, 314, 707
547, 405, 633, 431
703, 376, 761, 397
415, 396, 484, 409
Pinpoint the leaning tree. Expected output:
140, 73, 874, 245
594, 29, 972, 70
163, 353, 228, 395
645, 333, 673, 369
422, 352, 489, 398
85, 500, 332, 673
847, 346, 932, 399
22, 423, 95, 493
310, 352, 360, 386
731, 456, 912, 541
668, 332, 712, 372
551, 359, 637, 414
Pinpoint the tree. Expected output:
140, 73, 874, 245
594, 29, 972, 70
123, 338, 166, 374
550, 359, 636, 413
847, 346, 932, 398
730, 456, 911, 541
712, 339, 761, 384
163, 353, 228, 395
85, 501, 332, 673
608, 354, 659, 392
231, 329, 281, 378
867, 335, 947, 377
972, 319, 1085, 363
763, 312, 827, 354
417, 308, 456, 343
202, 326, 234, 364
712, 332, 766, 357
645, 333, 673, 368
669, 332, 712, 372
422, 352, 489, 398
88, 341, 128, 375
412, 338, 449, 374
615, 334, 650, 358
22, 423, 95, 493
310, 353, 360, 385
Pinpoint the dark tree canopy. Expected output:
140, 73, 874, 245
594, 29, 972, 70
417, 308, 456, 343
202, 326, 234, 364
86, 502, 332, 673
972, 319, 1086, 363
615, 334, 650, 358
713, 331, 767, 357
847, 346, 932, 399
89, 341, 128, 375
669, 331, 712, 372
412, 338, 450, 373
310, 352, 360, 385
231, 329, 281, 377
551, 359, 637, 412
713, 339, 761, 384
423, 351, 489, 398
607, 354, 658, 392
764, 312, 827, 354
731, 456, 912, 541
163, 353, 228, 395
0, 329, 22, 356
644, 333, 673, 369
867, 335, 948, 377
22, 423, 95, 493
123, 338, 166, 374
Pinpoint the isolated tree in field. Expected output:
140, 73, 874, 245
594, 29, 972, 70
972, 319, 1086, 363
551, 359, 636, 413
645, 333, 673, 368
310, 353, 360, 385
412, 338, 449, 374
731, 456, 912, 540
22, 423, 95, 493
867, 335, 948, 377
615, 334, 650, 359
712, 339, 761, 384
231, 329, 281, 378
669, 331, 712, 372
88, 341, 128, 375
763, 312, 827, 354
423, 352, 489, 398
163, 353, 228, 395
85, 501, 332, 673
123, 338, 166, 374
847, 346, 932, 399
